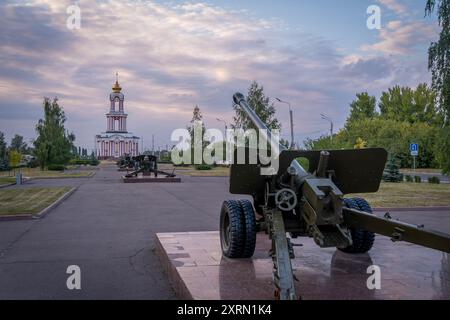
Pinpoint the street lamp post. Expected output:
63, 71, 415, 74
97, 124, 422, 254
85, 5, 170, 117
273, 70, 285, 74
276, 98, 295, 149
320, 114, 334, 142
216, 118, 228, 131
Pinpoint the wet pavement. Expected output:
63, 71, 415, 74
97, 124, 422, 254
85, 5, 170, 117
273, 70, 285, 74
0, 164, 449, 299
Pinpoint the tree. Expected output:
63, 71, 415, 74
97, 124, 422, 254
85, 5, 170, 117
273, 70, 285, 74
426, 0, 450, 124
383, 155, 403, 182
34, 98, 76, 169
9, 150, 22, 168
379, 84, 439, 124
354, 137, 367, 149
10, 134, 28, 153
280, 138, 290, 149
233, 81, 281, 131
187, 105, 209, 164
347, 92, 377, 125
0, 131, 6, 161
426, 0, 450, 174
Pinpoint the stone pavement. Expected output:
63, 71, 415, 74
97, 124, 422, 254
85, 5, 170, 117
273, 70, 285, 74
0, 164, 448, 299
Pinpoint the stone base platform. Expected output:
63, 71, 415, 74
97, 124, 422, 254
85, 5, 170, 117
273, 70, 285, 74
122, 176, 181, 183
155, 231, 450, 300
118, 168, 130, 172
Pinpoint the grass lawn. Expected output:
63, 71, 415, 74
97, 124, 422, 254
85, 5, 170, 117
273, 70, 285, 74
0, 187, 72, 216
350, 182, 450, 208
0, 176, 16, 186
0, 168, 93, 179
400, 168, 443, 175
158, 164, 230, 177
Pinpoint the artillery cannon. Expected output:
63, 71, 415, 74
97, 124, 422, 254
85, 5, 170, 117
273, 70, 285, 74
118, 154, 134, 170
125, 154, 176, 178
219, 92, 450, 300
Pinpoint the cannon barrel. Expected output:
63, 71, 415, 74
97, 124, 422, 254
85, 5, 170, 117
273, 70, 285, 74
233, 92, 308, 178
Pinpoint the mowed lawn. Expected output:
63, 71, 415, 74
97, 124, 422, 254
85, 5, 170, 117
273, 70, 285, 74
0, 168, 92, 179
0, 177, 16, 186
158, 164, 230, 177
0, 187, 72, 216
350, 182, 450, 208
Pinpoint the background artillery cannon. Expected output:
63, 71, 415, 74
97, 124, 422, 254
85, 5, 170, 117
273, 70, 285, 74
219, 92, 450, 300
125, 154, 176, 178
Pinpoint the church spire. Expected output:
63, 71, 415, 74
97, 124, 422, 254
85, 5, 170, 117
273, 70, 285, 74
112, 72, 122, 93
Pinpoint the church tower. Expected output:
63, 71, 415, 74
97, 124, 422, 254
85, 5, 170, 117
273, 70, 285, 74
95, 73, 140, 159
106, 73, 128, 133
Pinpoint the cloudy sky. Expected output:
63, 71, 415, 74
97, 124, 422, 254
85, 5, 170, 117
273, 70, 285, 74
0, 0, 439, 151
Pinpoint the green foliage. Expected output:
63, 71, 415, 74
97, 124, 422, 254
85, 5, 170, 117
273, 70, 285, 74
434, 127, 450, 174
0, 131, 6, 161
10, 134, 28, 154
428, 176, 441, 184
296, 157, 310, 172
187, 106, 209, 163
34, 98, 76, 169
9, 150, 22, 168
304, 83, 445, 170
69, 159, 91, 165
405, 175, 413, 182
280, 138, 290, 149
414, 176, 422, 183
0, 159, 10, 172
379, 84, 440, 125
426, 0, 450, 124
382, 155, 403, 182
90, 152, 100, 166
425, 0, 450, 174
347, 92, 377, 125
47, 164, 66, 171
233, 81, 281, 131
195, 164, 212, 170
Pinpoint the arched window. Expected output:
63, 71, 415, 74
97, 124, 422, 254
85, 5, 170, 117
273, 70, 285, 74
115, 97, 120, 111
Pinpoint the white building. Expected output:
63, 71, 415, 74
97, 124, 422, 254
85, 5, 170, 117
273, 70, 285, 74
95, 76, 140, 159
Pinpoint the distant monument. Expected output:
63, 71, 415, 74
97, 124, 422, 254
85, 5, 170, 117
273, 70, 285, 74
95, 73, 140, 159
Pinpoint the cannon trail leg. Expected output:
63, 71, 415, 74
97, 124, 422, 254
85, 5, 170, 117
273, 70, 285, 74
270, 210, 297, 300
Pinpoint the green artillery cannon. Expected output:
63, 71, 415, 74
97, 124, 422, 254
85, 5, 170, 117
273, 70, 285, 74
118, 154, 134, 170
125, 155, 176, 178
219, 92, 450, 300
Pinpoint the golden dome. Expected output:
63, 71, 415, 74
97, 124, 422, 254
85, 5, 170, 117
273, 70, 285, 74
112, 72, 122, 93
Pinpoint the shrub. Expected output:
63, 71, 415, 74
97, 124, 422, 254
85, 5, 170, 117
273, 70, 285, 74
404, 175, 413, 182
414, 176, 422, 183
0, 160, 10, 172
27, 158, 39, 168
428, 176, 440, 184
48, 164, 66, 171
173, 163, 190, 167
195, 164, 212, 170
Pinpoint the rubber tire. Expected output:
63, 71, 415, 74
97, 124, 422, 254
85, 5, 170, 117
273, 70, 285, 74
238, 200, 257, 258
339, 198, 375, 254
220, 200, 245, 258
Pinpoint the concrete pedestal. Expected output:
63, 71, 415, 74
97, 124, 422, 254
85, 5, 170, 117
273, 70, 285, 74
122, 176, 181, 183
155, 231, 450, 300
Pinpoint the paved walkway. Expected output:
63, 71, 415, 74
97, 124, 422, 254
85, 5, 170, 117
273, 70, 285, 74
0, 165, 448, 299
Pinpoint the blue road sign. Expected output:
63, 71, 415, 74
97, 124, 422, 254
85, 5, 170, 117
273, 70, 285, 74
410, 143, 419, 156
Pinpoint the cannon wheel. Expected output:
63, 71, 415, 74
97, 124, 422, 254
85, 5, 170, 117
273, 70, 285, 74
220, 199, 257, 258
220, 200, 245, 258
339, 198, 375, 254
238, 199, 257, 258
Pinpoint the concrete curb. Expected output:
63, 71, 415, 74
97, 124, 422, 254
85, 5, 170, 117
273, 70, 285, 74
26, 171, 95, 180
374, 206, 450, 212
0, 187, 78, 221
0, 182, 15, 189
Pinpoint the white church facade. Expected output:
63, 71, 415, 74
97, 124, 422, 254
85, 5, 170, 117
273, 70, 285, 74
95, 76, 140, 159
